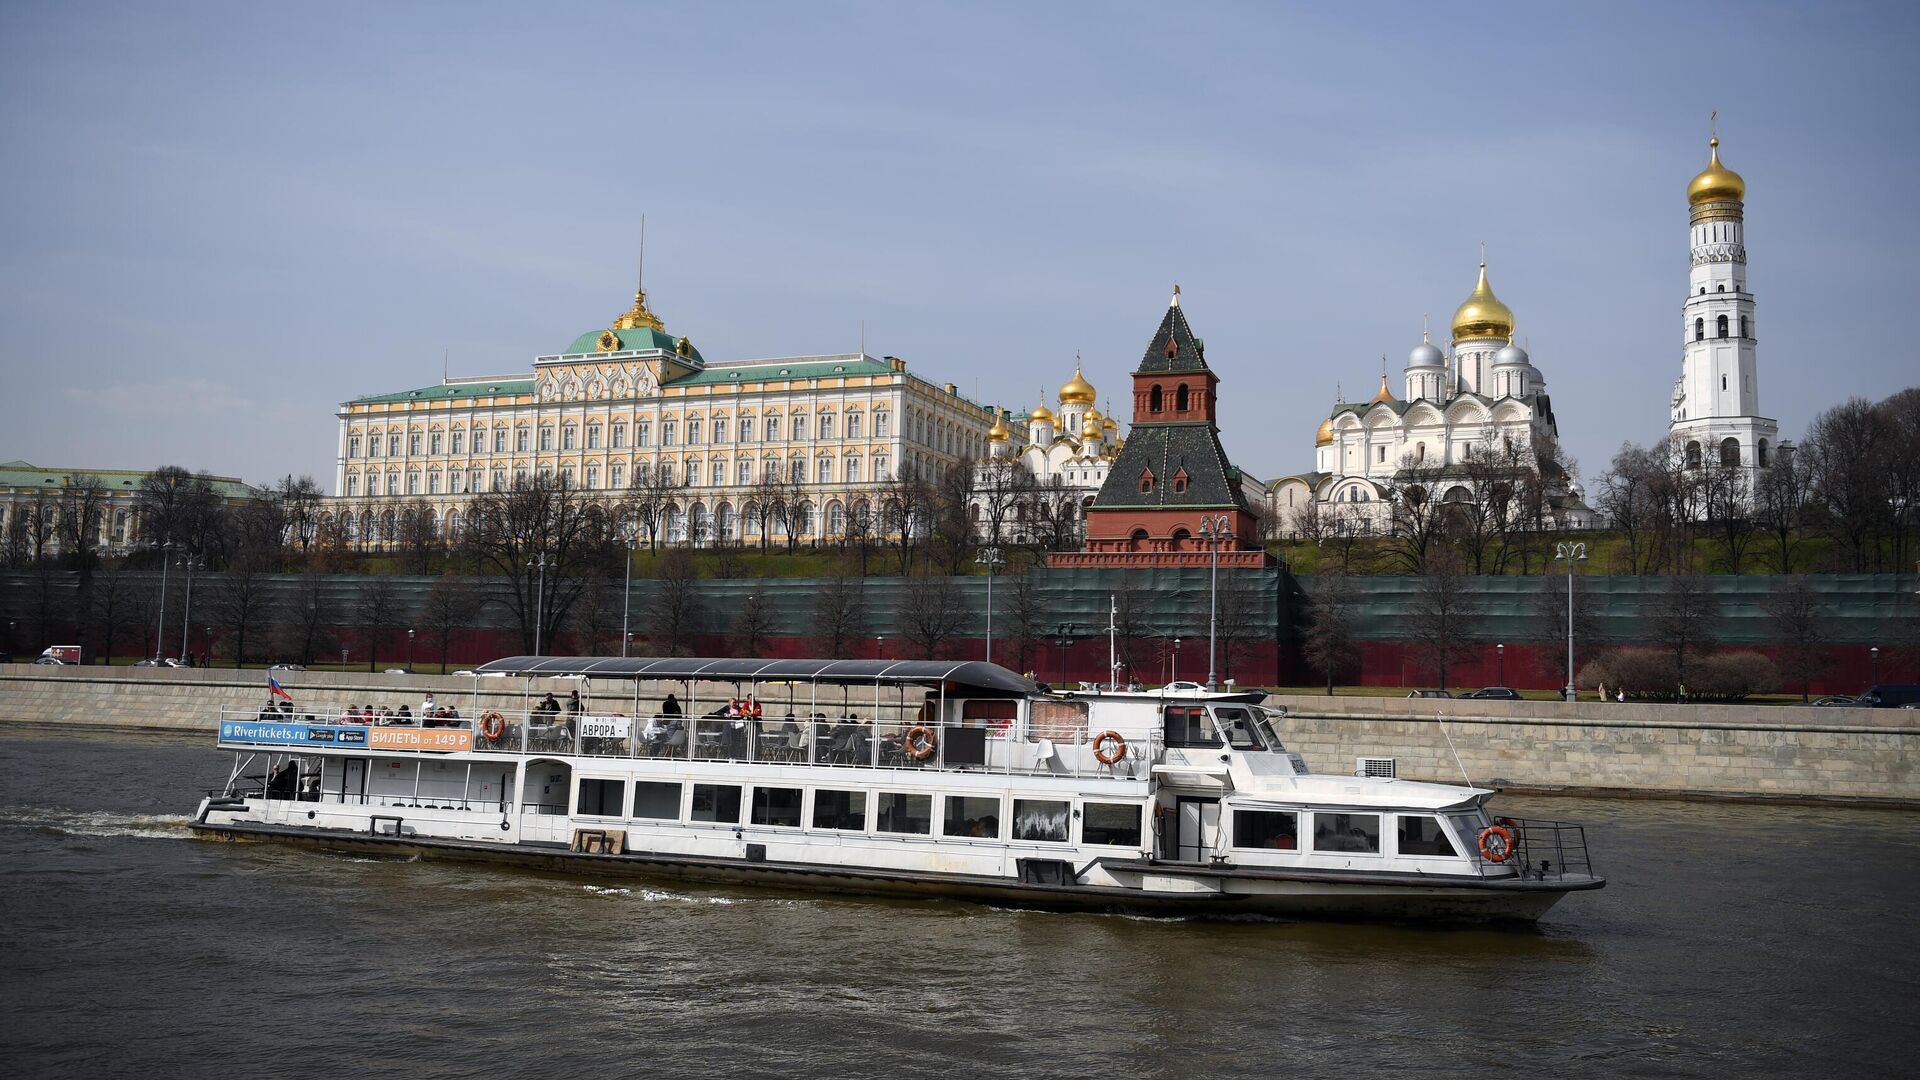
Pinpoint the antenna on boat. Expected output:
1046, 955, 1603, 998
1436, 716, 1474, 789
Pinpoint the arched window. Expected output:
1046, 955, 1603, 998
717, 503, 735, 541
1720, 438, 1740, 467
586, 423, 600, 449
828, 501, 846, 535
1685, 441, 1702, 469
539, 424, 554, 451
1694, 318, 1705, 342
846, 412, 862, 439
1717, 315, 1729, 339
1149, 385, 1163, 413
1175, 383, 1190, 412
561, 425, 576, 450
1740, 316, 1749, 338
1716, 284, 1725, 293
1128, 528, 1148, 552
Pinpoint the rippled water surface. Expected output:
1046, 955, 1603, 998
1, 731, 1915, 1078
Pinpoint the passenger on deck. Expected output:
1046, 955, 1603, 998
536, 693, 560, 716
257, 699, 280, 722
266, 761, 297, 799
743, 695, 763, 721
661, 693, 682, 718
396, 705, 413, 724
567, 690, 582, 715
341, 704, 358, 723
421, 692, 436, 715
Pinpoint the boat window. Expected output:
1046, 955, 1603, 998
632, 781, 681, 820
875, 792, 932, 834
1450, 812, 1489, 853
1163, 705, 1216, 748
1311, 812, 1381, 854
1251, 709, 1286, 751
812, 789, 867, 831
1232, 809, 1298, 850
691, 784, 742, 824
1012, 799, 1070, 842
943, 796, 1002, 838
751, 786, 804, 828
577, 778, 625, 817
1030, 699, 1088, 742
1212, 707, 1265, 750
1397, 815, 1458, 857
1082, 802, 1143, 847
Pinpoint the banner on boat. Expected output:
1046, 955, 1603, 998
219, 720, 468, 751
368, 727, 474, 752
579, 717, 631, 740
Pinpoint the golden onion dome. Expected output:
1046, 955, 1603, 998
1687, 136, 1746, 206
986, 409, 1010, 443
1029, 401, 1055, 425
1451, 261, 1515, 341
1059, 364, 1096, 405
1081, 412, 1102, 439
1315, 417, 1334, 446
1370, 374, 1397, 404
1102, 414, 1117, 433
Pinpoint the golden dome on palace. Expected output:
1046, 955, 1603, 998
1451, 262, 1515, 341
1315, 417, 1334, 446
986, 409, 1011, 443
1687, 137, 1746, 206
1059, 365, 1096, 405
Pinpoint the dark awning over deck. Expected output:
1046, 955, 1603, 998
469, 656, 1038, 696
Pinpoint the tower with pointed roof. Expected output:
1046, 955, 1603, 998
1669, 123, 1779, 478
1049, 289, 1267, 568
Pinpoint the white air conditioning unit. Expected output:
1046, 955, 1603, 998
1356, 757, 1397, 779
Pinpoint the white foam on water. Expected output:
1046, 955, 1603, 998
5, 805, 195, 841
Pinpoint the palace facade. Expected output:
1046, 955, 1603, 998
329, 284, 999, 544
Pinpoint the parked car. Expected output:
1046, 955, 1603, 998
1810, 695, 1858, 707
384, 668, 410, 675
33, 656, 67, 665
269, 664, 306, 672
1855, 685, 1920, 709
1407, 689, 1452, 699
1464, 686, 1521, 700
1163, 681, 1207, 693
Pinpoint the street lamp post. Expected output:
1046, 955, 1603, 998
1497, 642, 1505, 686
1196, 515, 1234, 691
620, 524, 639, 658
407, 629, 416, 673
1554, 542, 1588, 701
179, 554, 197, 666
1172, 637, 1181, 684
877, 636, 886, 660
529, 553, 552, 655
1870, 646, 1880, 685
1054, 623, 1073, 687
976, 547, 1003, 665
154, 542, 173, 659
205, 626, 213, 667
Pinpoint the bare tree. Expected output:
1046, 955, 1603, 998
731, 588, 775, 657
462, 474, 618, 653
1002, 572, 1045, 675
1754, 449, 1813, 573
896, 574, 968, 659
1881, 387, 1920, 568
1646, 573, 1720, 691
1384, 454, 1450, 575
1300, 572, 1358, 694
210, 558, 274, 667
926, 459, 979, 576
277, 573, 335, 665
1800, 398, 1894, 572
1763, 575, 1828, 702
647, 548, 702, 656
58, 477, 108, 659
1211, 571, 1265, 684
1530, 571, 1599, 690
1110, 582, 1156, 686
419, 576, 481, 672
812, 561, 867, 657
624, 462, 682, 554
354, 576, 403, 672
881, 473, 933, 575
1405, 550, 1479, 691
276, 475, 325, 562
89, 560, 147, 665
394, 499, 442, 575
1596, 442, 1663, 575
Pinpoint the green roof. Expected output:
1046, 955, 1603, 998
670, 355, 893, 387
0, 461, 255, 498
349, 379, 535, 405
560, 326, 703, 363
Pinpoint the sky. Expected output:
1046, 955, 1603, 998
2, 2, 1916, 492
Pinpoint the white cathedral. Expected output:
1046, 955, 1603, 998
971, 362, 1123, 542
1269, 131, 1779, 536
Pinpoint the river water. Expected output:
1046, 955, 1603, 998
0, 731, 1914, 1079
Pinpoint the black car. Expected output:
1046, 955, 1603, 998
1464, 687, 1522, 700
1407, 689, 1453, 699
1855, 685, 1920, 709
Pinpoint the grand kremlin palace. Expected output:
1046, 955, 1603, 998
330, 285, 1005, 544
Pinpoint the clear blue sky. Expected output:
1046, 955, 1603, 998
2, 2, 1914, 490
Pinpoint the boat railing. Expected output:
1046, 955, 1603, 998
1504, 818, 1596, 881
214, 706, 1162, 780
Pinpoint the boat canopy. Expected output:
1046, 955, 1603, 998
470, 656, 1039, 696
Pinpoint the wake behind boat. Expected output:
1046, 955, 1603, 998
192, 656, 1603, 921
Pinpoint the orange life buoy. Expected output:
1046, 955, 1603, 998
904, 725, 938, 760
480, 711, 506, 741
1092, 730, 1128, 765
1478, 824, 1516, 863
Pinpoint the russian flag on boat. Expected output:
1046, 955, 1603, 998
268, 677, 293, 701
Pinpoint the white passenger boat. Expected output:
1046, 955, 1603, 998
192, 656, 1604, 922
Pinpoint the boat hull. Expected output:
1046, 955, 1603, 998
189, 819, 1591, 923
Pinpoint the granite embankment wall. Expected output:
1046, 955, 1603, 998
3, 666, 1914, 805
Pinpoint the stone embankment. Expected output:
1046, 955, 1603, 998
2, 666, 1914, 805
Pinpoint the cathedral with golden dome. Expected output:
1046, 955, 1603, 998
1267, 254, 1594, 534
970, 360, 1125, 543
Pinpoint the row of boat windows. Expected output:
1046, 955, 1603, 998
574, 779, 1144, 847
569, 778, 1467, 858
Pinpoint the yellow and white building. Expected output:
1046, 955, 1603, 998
329, 285, 1000, 544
